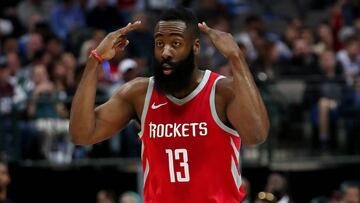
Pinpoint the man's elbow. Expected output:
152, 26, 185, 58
69, 132, 88, 145
69, 125, 91, 145
243, 122, 269, 146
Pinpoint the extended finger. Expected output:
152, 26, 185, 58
114, 21, 142, 36
198, 22, 211, 34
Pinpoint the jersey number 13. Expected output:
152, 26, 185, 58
165, 149, 190, 183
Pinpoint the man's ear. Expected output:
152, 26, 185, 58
193, 39, 200, 55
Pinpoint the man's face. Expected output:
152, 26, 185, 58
153, 20, 197, 94
0, 163, 10, 191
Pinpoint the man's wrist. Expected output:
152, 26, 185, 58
89, 49, 104, 64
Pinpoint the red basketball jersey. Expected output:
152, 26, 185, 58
139, 70, 245, 203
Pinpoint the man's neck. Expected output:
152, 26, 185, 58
171, 69, 203, 99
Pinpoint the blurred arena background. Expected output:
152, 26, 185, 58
0, 0, 360, 202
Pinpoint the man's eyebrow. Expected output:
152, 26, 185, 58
154, 33, 163, 38
154, 33, 184, 38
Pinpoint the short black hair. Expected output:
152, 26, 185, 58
159, 7, 200, 38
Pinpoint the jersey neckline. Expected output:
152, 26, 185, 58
165, 70, 211, 106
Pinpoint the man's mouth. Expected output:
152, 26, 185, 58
162, 63, 173, 75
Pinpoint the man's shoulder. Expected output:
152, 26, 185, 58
113, 77, 150, 100
127, 77, 151, 90
215, 76, 233, 95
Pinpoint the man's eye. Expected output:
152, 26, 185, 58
156, 41, 164, 47
173, 41, 181, 47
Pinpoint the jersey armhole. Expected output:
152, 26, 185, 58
138, 77, 154, 138
209, 76, 240, 137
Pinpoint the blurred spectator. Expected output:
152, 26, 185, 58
126, 11, 154, 75
109, 58, 139, 95
251, 40, 282, 82
336, 35, 360, 85
1, 36, 18, 55
353, 18, 360, 35
27, 64, 67, 119
282, 19, 302, 50
78, 29, 106, 65
313, 23, 335, 55
16, 0, 53, 29
340, 75, 360, 154
50, 0, 86, 40
254, 173, 293, 203
97, 190, 116, 203
119, 191, 141, 203
45, 34, 63, 61
86, 0, 125, 32
199, 14, 231, 70
0, 159, 12, 203
303, 50, 345, 151
301, 27, 315, 49
21, 32, 45, 64
341, 0, 360, 26
0, 56, 30, 160
27, 64, 70, 161
286, 38, 318, 76
340, 182, 360, 203
20, 50, 52, 95
49, 60, 72, 92
60, 53, 77, 93
6, 52, 21, 84
235, 15, 265, 61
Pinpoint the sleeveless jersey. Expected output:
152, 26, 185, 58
139, 70, 245, 203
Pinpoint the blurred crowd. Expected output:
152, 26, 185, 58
244, 173, 360, 203
96, 189, 141, 203
0, 0, 360, 162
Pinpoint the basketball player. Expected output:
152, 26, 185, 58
69, 8, 269, 203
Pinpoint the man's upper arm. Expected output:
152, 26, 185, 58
89, 78, 148, 144
218, 78, 268, 145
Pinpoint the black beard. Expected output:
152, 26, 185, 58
153, 49, 195, 95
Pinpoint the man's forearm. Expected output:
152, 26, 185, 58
69, 57, 100, 144
230, 53, 269, 143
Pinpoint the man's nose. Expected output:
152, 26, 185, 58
161, 45, 173, 60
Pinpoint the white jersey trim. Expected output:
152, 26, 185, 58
166, 70, 211, 105
230, 137, 240, 161
141, 141, 144, 159
231, 156, 242, 189
144, 159, 150, 187
138, 77, 154, 138
210, 76, 240, 137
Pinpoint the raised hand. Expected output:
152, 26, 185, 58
198, 22, 241, 59
95, 21, 142, 60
